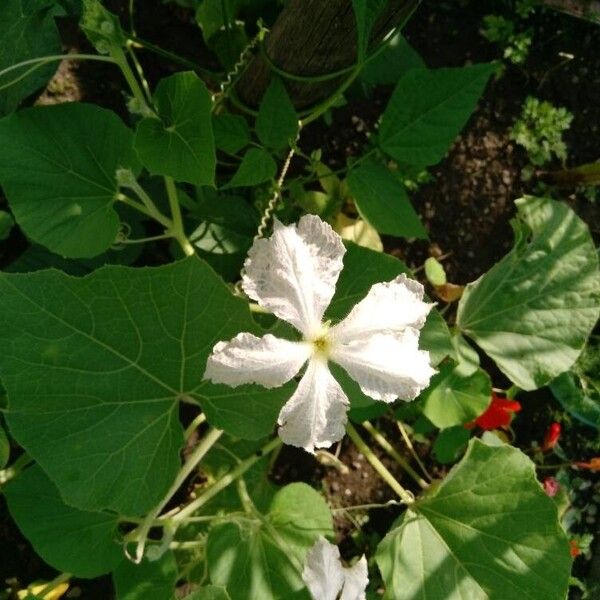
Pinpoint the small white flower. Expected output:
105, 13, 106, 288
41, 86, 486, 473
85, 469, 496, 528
302, 536, 368, 600
204, 215, 435, 452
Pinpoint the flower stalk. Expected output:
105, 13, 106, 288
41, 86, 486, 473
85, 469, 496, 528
346, 422, 414, 505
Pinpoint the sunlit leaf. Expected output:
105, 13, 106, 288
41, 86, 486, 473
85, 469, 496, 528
457, 197, 600, 390
376, 440, 571, 599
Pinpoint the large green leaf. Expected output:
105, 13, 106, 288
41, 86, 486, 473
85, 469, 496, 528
457, 197, 600, 390
113, 552, 178, 599
420, 363, 491, 429
4, 464, 122, 578
207, 483, 332, 599
0, 257, 289, 515
376, 439, 571, 599
0, 0, 61, 115
135, 72, 215, 186
347, 160, 427, 238
256, 78, 298, 151
379, 64, 496, 168
0, 103, 140, 258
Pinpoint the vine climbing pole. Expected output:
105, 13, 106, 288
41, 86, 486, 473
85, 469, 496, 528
235, 0, 421, 109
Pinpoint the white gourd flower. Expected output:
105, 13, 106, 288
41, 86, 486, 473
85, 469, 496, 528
204, 215, 435, 453
302, 536, 368, 600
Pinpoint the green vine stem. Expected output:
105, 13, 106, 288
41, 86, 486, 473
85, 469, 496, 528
346, 422, 414, 505
362, 421, 429, 489
164, 176, 196, 256
396, 420, 432, 482
172, 436, 283, 524
0, 54, 115, 92
130, 427, 224, 563
110, 44, 151, 114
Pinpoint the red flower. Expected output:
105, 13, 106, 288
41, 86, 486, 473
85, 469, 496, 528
569, 540, 580, 558
542, 477, 560, 497
541, 422, 561, 452
465, 393, 521, 430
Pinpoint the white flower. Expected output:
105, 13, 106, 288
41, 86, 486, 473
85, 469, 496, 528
204, 215, 435, 452
302, 536, 368, 600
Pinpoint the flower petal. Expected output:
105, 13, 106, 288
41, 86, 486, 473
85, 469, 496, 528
302, 537, 369, 600
331, 274, 433, 343
340, 555, 368, 600
204, 332, 310, 388
278, 358, 349, 453
331, 331, 435, 402
242, 215, 346, 336
302, 537, 345, 600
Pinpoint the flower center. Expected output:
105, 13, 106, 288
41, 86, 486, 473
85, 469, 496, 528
306, 323, 332, 359
312, 335, 330, 356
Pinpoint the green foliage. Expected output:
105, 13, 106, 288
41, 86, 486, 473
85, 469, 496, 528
0, 0, 61, 115
224, 148, 277, 188
207, 483, 332, 599
0, 102, 140, 258
213, 113, 250, 155
511, 96, 574, 166
113, 552, 178, 599
4, 464, 122, 577
420, 362, 491, 428
376, 440, 572, 599
0, 2, 593, 597
457, 197, 600, 390
550, 334, 600, 429
80, 0, 126, 53
134, 72, 216, 186
256, 78, 298, 151
0, 257, 290, 515
351, 0, 386, 58
347, 159, 427, 238
481, 15, 532, 65
379, 63, 497, 168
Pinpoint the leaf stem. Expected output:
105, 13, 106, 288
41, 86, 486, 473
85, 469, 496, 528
346, 422, 414, 504
110, 44, 150, 113
0, 54, 115, 92
172, 436, 282, 523
117, 190, 172, 229
184, 412, 207, 439
164, 176, 195, 256
362, 421, 429, 489
130, 427, 223, 563
396, 420, 432, 482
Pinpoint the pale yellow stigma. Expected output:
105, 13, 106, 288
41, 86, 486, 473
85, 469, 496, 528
306, 322, 332, 359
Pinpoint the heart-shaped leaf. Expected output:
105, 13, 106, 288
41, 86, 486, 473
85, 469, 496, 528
457, 197, 600, 390
376, 439, 571, 599
0, 103, 140, 258
135, 72, 215, 186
